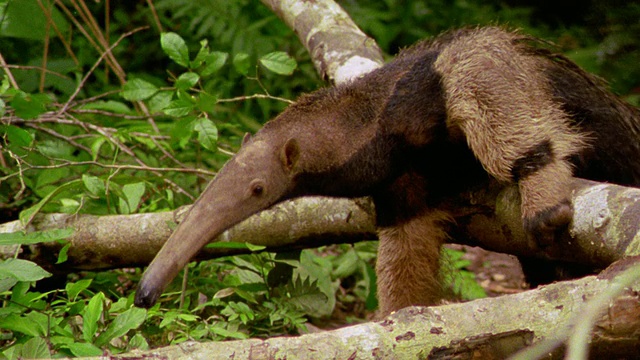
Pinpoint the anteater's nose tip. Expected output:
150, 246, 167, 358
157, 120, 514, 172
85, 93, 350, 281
134, 284, 159, 308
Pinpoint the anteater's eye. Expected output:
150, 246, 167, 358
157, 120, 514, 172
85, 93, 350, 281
252, 184, 264, 196
249, 180, 265, 197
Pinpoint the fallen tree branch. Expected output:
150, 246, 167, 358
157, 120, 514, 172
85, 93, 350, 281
98, 260, 640, 359
2, 179, 639, 274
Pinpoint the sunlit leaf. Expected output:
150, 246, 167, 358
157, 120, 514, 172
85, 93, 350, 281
65, 342, 103, 357
175, 72, 200, 90
191, 39, 210, 68
4, 125, 33, 147
95, 307, 146, 347
0, 259, 51, 282
66, 279, 92, 301
82, 174, 106, 196
122, 182, 145, 213
163, 98, 194, 117
161, 32, 189, 67
233, 53, 250, 75
121, 78, 159, 101
0, 227, 73, 245
19, 179, 83, 227
259, 51, 297, 75
83, 292, 104, 342
193, 117, 218, 151
202, 51, 229, 76
21, 336, 51, 359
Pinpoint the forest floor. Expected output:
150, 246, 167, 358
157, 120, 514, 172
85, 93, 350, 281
311, 245, 529, 330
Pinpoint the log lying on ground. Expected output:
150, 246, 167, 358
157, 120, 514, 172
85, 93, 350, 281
2, 178, 639, 274
89, 260, 640, 360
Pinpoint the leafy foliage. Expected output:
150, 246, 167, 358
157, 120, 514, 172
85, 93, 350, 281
0, 0, 638, 357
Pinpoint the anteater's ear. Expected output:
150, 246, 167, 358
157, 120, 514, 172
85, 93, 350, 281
281, 138, 300, 172
242, 133, 252, 147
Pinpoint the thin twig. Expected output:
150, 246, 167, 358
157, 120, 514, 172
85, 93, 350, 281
0, 52, 19, 89
146, 0, 163, 33
216, 93, 294, 105
3, 64, 71, 80
38, 0, 79, 65
58, 27, 147, 115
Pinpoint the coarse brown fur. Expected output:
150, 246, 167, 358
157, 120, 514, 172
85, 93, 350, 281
135, 26, 640, 317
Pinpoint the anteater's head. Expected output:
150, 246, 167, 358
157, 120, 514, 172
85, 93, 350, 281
134, 133, 300, 308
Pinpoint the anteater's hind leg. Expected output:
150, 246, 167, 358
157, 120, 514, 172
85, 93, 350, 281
434, 29, 585, 245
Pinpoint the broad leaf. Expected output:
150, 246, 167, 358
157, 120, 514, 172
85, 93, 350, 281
0, 259, 51, 282
83, 293, 104, 342
259, 52, 297, 75
202, 52, 229, 76
175, 72, 200, 90
0, 228, 73, 246
163, 99, 194, 117
94, 307, 146, 347
233, 53, 250, 75
161, 32, 189, 67
121, 79, 159, 101
193, 117, 218, 151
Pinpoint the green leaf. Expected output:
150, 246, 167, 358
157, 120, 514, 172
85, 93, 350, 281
21, 336, 51, 359
202, 51, 229, 76
83, 293, 104, 342
0, 0, 68, 39
66, 279, 92, 301
79, 100, 133, 114
233, 53, 251, 75
19, 179, 83, 227
95, 307, 146, 347
175, 72, 200, 90
0, 259, 51, 282
206, 241, 266, 252
65, 342, 103, 357
163, 98, 194, 117
161, 32, 189, 67
56, 242, 71, 264
129, 333, 149, 350
148, 91, 174, 113
0, 314, 40, 336
191, 39, 210, 68
196, 92, 218, 113
208, 324, 249, 340
10, 92, 50, 119
282, 276, 328, 314
82, 174, 106, 196
259, 52, 297, 75
193, 117, 218, 151
170, 115, 196, 149
0, 277, 18, 292
0, 228, 73, 246
0, 98, 5, 116
4, 125, 33, 147
121, 182, 145, 214
121, 78, 159, 101
35, 167, 69, 189
90, 136, 108, 161
331, 248, 360, 279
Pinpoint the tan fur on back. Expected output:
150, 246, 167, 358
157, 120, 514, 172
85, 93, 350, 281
434, 27, 586, 181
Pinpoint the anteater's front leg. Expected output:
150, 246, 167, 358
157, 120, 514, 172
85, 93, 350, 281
373, 172, 451, 317
376, 209, 451, 316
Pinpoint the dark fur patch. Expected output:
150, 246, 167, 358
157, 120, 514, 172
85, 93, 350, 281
511, 140, 554, 181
